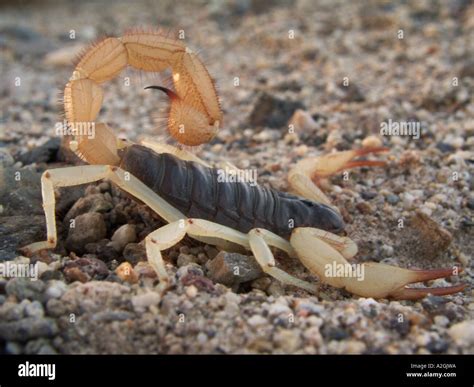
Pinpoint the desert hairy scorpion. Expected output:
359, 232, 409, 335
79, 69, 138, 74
23, 30, 466, 300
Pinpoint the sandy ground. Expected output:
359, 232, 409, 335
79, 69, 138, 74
0, 0, 473, 354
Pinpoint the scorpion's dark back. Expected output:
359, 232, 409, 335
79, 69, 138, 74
120, 144, 344, 238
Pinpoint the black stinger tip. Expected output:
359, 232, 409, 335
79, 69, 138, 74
144, 85, 177, 99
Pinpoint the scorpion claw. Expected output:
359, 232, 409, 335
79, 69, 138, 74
312, 146, 390, 179
387, 267, 467, 300
390, 283, 467, 301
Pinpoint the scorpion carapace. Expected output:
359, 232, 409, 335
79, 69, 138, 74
119, 144, 345, 238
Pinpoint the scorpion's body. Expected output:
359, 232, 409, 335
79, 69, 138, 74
120, 144, 344, 238
23, 30, 465, 300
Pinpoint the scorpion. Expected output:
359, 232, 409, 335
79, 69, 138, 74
23, 30, 466, 300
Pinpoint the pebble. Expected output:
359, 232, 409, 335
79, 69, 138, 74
131, 292, 161, 312
115, 262, 139, 284
63, 267, 89, 283
288, 109, 318, 131
24, 301, 44, 318
268, 303, 292, 317
123, 243, 146, 265
66, 213, 107, 254
110, 224, 137, 252
206, 252, 262, 287
177, 253, 197, 267
448, 320, 474, 346
5, 341, 23, 354
0, 301, 24, 321
247, 315, 268, 327
65, 256, 109, 280
248, 92, 305, 128
185, 285, 198, 298
433, 315, 450, 327
381, 244, 394, 257
274, 329, 301, 352
362, 135, 383, 148
386, 194, 400, 205
295, 300, 325, 316
402, 192, 416, 208
0, 317, 58, 341
64, 194, 113, 223
45, 280, 68, 300
5, 278, 45, 302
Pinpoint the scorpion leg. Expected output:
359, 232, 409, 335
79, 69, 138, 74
22, 165, 185, 254
146, 219, 317, 293
291, 228, 466, 300
22, 165, 110, 253
288, 147, 388, 207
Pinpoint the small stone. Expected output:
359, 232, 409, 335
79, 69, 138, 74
362, 135, 382, 148
386, 194, 399, 205
248, 92, 305, 128
400, 211, 453, 260
268, 303, 292, 317
448, 321, 474, 346
43, 43, 86, 66
177, 253, 197, 267
45, 280, 68, 300
131, 292, 161, 312
247, 314, 267, 327
176, 264, 204, 279
63, 267, 89, 283
123, 243, 147, 265
207, 252, 263, 287
0, 302, 24, 321
251, 277, 272, 291
0, 148, 15, 167
426, 339, 448, 354
115, 262, 138, 284
64, 194, 113, 223
5, 278, 45, 302
197, 332, 208, 345
64, 256, 109, 280
17, 138, 60, 165
267, 281, 285, 297
66, 213, 107, 254
274, 329, 301, 352
436, 142, 455, 153
134, 262, 158, 279
356, 201, 373, 214
0, 317, 58, 341
35, 262, 49, 278
5, 341, 23, 354
381, 244, 394, 257
40, 270, 64, 282
24, 301, 44, 318
288, 109, 318, 131
422, 296, 448, 312
185, 285, 198, 298
402, 192, 415, 208
295, 300, 325, 316
110, 224, 137, 252
361, 191, 377, 200
434, 315, 449, 327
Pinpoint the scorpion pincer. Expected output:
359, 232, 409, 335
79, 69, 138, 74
23, 30, 466, 300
